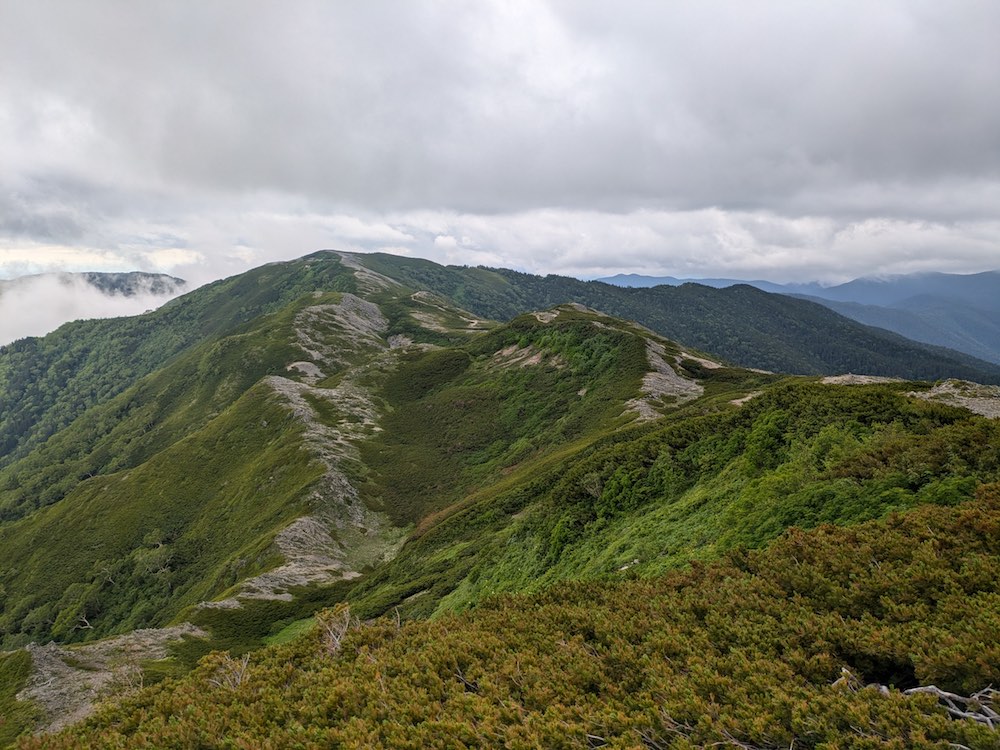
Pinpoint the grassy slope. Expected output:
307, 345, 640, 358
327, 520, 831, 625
0, 255, 356, 470
356, 251, 1000, 382
166, 305, 667, 650
0, 652, 41, 748
0, 383, 323, 647
0, 291, 665, 653
11, 310, 985, 660
0, 294, 319, 522
342, 379, 1000, 625
0, 276, 404, 648
0, 273, 481, 527
6, 252, 1000, 744
26, 489, 1000, 749
360, 308, 651, 526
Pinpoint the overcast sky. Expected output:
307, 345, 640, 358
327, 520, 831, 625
2, 0, 1000, 287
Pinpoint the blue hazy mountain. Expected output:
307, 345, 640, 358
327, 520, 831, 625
597, 270, 1000, 364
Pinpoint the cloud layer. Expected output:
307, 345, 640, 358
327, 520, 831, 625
2, 1, 999, 284
0, 275, 183, 345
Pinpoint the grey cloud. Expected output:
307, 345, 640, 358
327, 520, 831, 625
0, 208, 84, 243
1, 1, 999, 284
3, 1, 999, 217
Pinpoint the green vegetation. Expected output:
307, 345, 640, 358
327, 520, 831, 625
0, 292, 324, 522
0, 651, 41, 747
0, 254, 355, 470
4, 251, 1000, 746
0, 384, 323, 647
361, 310, 649, 526
0, 297, 659, 651
24, 491, 1000, 749
0, 284, 391, 648
344, 380, 1000, 622
145, 305, 661, 661
0, 274, 401, 650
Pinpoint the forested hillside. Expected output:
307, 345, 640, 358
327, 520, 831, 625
0, 258, 355, 468
598, 268, 1000, 365
802, 294, 1000, 365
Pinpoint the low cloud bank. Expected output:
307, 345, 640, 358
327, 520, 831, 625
0, 273, 185, 346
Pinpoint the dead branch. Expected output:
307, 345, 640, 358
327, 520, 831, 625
207, 653, 251, 690
454, 667, 479, 694
75, 614, 94, 630
903, 685, 996, 729
317, 604, 358, 655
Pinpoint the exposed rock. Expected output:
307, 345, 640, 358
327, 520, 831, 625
388, 334, 413, 349
908, 379, 1000, 419
409, 310, 453, 333
678, 351, 723, 369
627, 339, 704, 421
821, 374, 905, 385
287, 361, 325, 383
492, 344, 566, 369
335, 252, 400, 293
293, 293, 387, 366
18, 624, 206, 733
731, 391, 762, 406
408, 291, 484, 333
238, 357, 407, 603
213, 292, 410, 605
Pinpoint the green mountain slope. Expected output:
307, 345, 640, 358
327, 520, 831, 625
343, 379, 1000, 624
355, 251, 1000, 382
0, 256, 357, 469
598, 269, 1000, 365
0, 274, 483, 648
803, 294, 1000, 365
4, 251, 1000, 745
0, 265, 691, 652
0, 383, 323, 642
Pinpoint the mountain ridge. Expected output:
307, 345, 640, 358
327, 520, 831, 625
352, 251, 1000, 382
4, 251, 1000, 744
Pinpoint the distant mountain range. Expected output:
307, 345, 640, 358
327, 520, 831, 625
357, 253, 1000, 383
597, 270, 1000, 364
